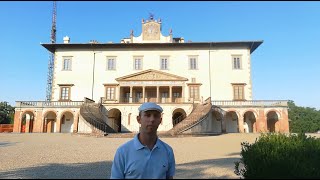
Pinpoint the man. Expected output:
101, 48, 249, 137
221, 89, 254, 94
110, 102, 176, 179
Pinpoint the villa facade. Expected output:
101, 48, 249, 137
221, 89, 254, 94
13, 15, 289, 135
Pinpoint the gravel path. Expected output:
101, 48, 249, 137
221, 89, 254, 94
0, 133, 319, 179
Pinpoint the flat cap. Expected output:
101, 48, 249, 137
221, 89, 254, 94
138, 102, 163, 113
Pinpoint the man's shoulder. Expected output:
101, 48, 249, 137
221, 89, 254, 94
158, 138, 174, 152
117, 139, 135, 152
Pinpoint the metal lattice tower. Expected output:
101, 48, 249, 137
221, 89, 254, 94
46, 1, 57, 101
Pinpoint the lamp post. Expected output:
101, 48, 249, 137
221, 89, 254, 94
92, 51, 102, 100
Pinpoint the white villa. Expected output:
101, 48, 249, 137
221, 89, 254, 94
13, 15, 289, 135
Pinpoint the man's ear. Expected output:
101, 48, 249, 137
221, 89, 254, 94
137, 115, 141, 124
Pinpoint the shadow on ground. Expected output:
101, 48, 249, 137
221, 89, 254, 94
0, 141, 18, 148
0, 158, 240, 179
175, 157, 240, 179
0, 161, 112, 179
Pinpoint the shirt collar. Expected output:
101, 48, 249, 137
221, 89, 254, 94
133, 133, 161, 151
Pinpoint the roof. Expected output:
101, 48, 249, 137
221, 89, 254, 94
116, 69, 188, 81
41, 40, 263, 54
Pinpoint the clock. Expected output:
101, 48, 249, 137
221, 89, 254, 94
143, 23, 159, 40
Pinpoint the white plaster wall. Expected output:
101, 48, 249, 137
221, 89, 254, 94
104, 103, 193, 132
183, 112, 222, 134
61, 113, 74, 133
77, 114, 92, 133
53, 47, 251, 103
209, 48, 251, 101
53, 120, 56, 133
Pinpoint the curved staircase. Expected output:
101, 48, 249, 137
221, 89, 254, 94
167, 97, 212, 136
79, 101, 118, 135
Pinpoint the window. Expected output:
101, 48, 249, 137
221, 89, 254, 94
136, 92, 143, 99
161, 92, 168, 98
160, 57, 169, 70
60, 86, 71, 101
62, 57, 72, 71
134, 57, 143, 70
173, 92, 180, 98
189, 86, 200, 100
189, 56, 198, 70
232, 84, 245, 100
106, 87, 116, 100
107, 57, 116, 70
232, 56, 242, 69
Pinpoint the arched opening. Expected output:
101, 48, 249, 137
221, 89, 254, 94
128, 113, 132, 126
267, 111, 279, 132
243, 111, 256, 133
43, 111, 57, 133
172, 108, 186, 127
60, 111, 74, 133
21, 112, 35, 133
212, 110, 222, 133
108, 108, 122, 132
225, 111, 239, 133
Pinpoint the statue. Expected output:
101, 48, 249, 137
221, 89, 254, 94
149, 13, 154, 20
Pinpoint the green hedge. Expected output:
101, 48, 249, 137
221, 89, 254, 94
234, 133, 320, 179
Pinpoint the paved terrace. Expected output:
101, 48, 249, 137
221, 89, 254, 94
0, 133, 319, 179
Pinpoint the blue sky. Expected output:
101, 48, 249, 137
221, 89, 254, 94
0, 1, 319, 109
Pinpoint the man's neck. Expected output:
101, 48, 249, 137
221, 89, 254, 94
138, 132, 158, 150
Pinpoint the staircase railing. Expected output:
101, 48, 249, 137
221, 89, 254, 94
169, 97, 212, 135
80, 104, 109, 135
97, 101, 120, 132
177, 110, 211, 134
80, 98, 116, 134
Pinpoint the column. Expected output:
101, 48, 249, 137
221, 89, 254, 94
238, 115, 244, 133
222, 116, 227, 133
129, 86, 133, 103
257, 109, 267, 132
156, 86, 159, 103
73, 115, 78, 133
56, 115, 61, 133
281, 108, 289, 133
169, 86, 172, 103
142, 86, 145, 102
181, 86, 185, 103
44, 118, 48, 133
117, 86, 120, 103
25, 118, 30, 133
13, 111, 21, 133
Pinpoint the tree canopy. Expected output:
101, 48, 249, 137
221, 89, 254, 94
0, 101, 15, 124
288, 100, 320, 133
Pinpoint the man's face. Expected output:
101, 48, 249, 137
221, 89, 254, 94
137, 110, 162, 134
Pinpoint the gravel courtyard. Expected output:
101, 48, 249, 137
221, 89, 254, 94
1, 133, 318, 179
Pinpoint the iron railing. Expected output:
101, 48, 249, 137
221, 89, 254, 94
211, 100, 288, 107
16, 101, 84, 108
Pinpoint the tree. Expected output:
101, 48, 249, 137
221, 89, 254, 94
288, 100, 320, 133
0, 101, 15, 124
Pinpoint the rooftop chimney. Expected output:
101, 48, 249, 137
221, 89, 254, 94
63, 36, 70, 44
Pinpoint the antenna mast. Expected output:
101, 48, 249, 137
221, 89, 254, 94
46, 1, 56, 101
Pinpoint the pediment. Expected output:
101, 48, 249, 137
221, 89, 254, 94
116, 69, 188, 81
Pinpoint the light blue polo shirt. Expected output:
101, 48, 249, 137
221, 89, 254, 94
110, 133, 175, 179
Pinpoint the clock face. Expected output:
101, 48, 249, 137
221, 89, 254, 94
147, 25, 154, 33
143, 23, 160, 40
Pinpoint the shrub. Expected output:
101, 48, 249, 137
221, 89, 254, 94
234, 133, 320, 179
